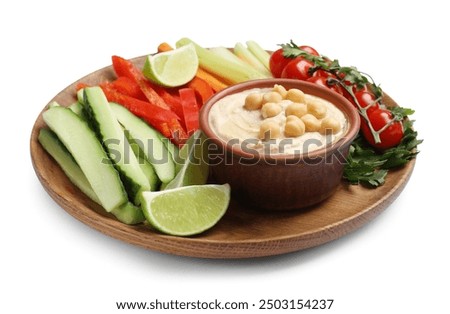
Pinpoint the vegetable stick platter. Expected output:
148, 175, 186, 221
30, 56, 415, 259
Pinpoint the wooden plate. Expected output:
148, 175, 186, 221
30, 56, 415, 259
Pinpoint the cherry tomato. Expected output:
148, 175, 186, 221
306, 75, 343, 95
360, 108, 403, 150
270, 45, 319, 78
281, 57, 314, 81
298, 45, 319, 56
354, 90, 380, 114
341, 83, 370, 105
269, 49, 291, 78
312, 69, 332, 78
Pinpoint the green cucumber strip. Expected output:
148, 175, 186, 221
163, 130, 209, 190
48, 101, 60, 109
69, 101, 84, 116
77, 88, 84, 104
111, 202, 145, 225
43, 106, 128, 211
38, 128, 100, 204
159, 134, 179, 171
109, 102, 175, 183
39, 128, 144, 224
83, 87, 151, 203
126, 131, 161, 191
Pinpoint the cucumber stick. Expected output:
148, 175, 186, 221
109, 102, 175, 183
38, 128, 144, 224
126, 132, 161, 191
83, 87, 151, 202
163, 130, 209, 190
43, 106, 128, 211
111, 202, 145, 225
38, 128, 101, 204
69, 101, 84, 116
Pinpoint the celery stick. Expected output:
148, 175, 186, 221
246, 40, 271, 71
209, 47, 244, 65
176, 38, 265, 84
234, 43, 272, 77
209, 47, 271, 78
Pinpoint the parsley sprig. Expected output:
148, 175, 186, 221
344, 120, 422, 187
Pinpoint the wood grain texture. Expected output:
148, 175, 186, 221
30, 56, 415, 259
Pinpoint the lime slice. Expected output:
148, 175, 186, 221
143, 43, 199, 87
140, 184, 230, 236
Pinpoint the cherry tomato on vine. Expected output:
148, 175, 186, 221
298, 45, 319, 56
306, 75, 343, 95
269, 49, 291, 78
281, 57, 314, 81
360, 108, 403, 150
269, 45, 319, 78
312, 69, 332, 78
354, 90, 381, 114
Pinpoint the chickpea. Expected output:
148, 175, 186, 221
284, 116, 306, 137
301, 114, 321, 132
286, 115, 300, 123
307, 100, 327, 119
262, 91, 283, 104
259, 121, 281, 141
286, 88, 305, 103
285, 102, 307, 118
261, 102, 282, 118
273, 84, 288, 99
244, 93, 263, 110
320, 117, 341, 134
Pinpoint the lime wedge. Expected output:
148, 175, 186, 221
143, 43, 199, 87
140, 184, 230, 236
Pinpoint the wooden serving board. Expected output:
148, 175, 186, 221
30, 56, 415, 259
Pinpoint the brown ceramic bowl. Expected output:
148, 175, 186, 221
199, 78, 360, 210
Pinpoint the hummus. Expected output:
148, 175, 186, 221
208, 87, 348, 155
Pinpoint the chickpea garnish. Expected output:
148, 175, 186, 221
261, 102, 282, 118
320, 117, 341, 134
244, 93, 263, 110
273, 84, 288, 99
307, 100, 327, 119
301, 114, 321, 132
285, 102, 307, 119
284, 115, 306, 137
286, 88, 305, 103
263, 91, 283, 104
259, 121, 281, 141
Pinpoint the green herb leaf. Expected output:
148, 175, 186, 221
343, 118, 421, 187
389, 106, 415, 121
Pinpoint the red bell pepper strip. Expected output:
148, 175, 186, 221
100, 84, 187, 145
111, 55, 172, 111
110, 76, 147, 101
187, 76, 214, 107
179, 88, 199, 135
151, 85, 184, 120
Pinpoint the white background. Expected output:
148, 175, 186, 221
1, 0, 448, 313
